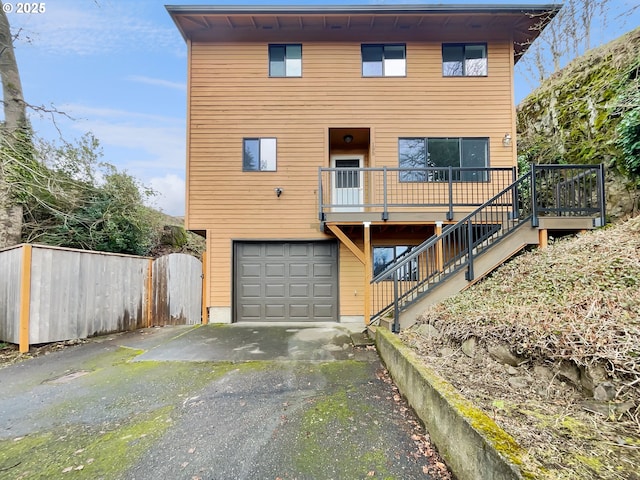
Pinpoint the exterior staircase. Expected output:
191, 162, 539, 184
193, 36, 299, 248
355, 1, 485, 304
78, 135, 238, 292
370, 164, 606, 332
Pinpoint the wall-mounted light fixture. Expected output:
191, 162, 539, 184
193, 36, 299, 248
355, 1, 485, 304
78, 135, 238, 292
343, 134, 353, 144
274, 187, 283, 197
502, 133, 512, 147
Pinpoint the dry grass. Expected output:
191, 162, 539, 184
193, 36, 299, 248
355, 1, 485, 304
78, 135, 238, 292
401, 215, 640, 479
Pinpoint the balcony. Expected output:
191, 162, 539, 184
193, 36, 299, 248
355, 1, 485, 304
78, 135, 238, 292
318, 166, 517, 224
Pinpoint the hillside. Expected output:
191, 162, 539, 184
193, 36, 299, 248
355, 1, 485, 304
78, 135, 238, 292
517, 26, 640, 219
401, 216, 640, 479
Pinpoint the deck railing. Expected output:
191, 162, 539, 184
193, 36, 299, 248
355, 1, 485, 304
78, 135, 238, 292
318, 167, 517, 221
369, 164, 606, 331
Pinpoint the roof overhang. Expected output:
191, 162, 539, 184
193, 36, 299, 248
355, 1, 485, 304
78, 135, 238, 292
166, 4, 561, 63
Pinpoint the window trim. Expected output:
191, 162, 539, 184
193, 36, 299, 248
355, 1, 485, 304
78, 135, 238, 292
243, 137, 277, 172
268, 44, 302, 78
361, 43, 407, 77
442, 43, 488, 77
398, 137, 490, 182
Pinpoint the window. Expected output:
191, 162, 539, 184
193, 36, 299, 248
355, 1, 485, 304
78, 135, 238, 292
398, 137, 489, 181
362, 44, 406, 77
269, 44, 302, 77
442, 43, 487, 76
373, 246, 417, 281
243, 138, 277, 171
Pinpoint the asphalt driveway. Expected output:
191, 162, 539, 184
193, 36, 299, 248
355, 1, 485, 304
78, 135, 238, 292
0, 324, 450, 480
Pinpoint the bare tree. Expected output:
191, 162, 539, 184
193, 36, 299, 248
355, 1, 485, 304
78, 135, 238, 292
0, 1, 27, 247
518, 0, 617, 88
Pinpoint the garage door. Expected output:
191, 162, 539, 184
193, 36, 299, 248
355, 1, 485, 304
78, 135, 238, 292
234, 241, 338, 322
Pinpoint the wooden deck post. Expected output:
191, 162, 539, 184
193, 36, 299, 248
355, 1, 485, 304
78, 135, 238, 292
538, 228, 549, 249
201, 251, 209, 325
363, 222, 371, 326
19, 245, 33, 353
435, 221, 444, 272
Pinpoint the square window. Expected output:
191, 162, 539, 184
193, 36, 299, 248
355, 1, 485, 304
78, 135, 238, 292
442, 43, 487, 77
243, 138, 277, 171
269, 44, 302, 77
362, 44, 406, 77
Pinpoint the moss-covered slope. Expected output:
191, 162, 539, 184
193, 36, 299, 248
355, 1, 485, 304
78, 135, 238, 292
517, 27, 640, 218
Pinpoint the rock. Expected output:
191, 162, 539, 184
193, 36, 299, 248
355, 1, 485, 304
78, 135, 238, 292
593, 382, 616, 402
533, 365, 553, 381
580, 364, 609, 393
615, 401, 635, 416
508, 377, 529, 389
461, 337, 477, 358
415, 324, 440, 339
555, 360, 581, 388
439, 347, 454, 358
506, 366, 518, 376
581, 400, 614, 416
487, 345, 521, 367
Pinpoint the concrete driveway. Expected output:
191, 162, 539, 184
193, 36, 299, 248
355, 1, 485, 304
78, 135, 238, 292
0, 323, 450, 480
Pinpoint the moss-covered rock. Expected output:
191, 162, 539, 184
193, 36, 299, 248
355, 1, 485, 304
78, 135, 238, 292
517, 27, 640, 218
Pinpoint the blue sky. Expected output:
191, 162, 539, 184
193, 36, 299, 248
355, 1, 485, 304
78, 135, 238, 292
6, 0, 639, 216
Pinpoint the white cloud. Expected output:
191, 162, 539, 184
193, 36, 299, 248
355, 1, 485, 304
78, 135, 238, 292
10, 1, 181, 56
148, 174, 185, 216
128, 75, 186, 92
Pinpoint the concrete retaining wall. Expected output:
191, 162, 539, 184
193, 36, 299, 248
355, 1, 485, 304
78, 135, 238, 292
375, 328, 535, 480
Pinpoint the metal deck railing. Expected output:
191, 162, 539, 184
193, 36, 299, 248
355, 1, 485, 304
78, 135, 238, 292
369, 164, 606, 331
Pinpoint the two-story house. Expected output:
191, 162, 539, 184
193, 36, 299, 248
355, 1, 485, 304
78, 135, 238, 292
168, 4, 605, 330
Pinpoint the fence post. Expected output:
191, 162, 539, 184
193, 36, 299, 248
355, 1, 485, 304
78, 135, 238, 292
447, 166, 454, 220
201, 251, 209, 325
146, 258, 153, 328
392, 275, 400, 333
465, 219, 475, 281
382, 167, 389, 221
363, 222, 372, 325
531, 164, 539, 227
19, 244, 32, 353
318, 168, 324, 221
598, 164, 606, 227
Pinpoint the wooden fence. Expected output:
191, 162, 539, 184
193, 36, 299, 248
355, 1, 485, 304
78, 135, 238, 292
0, 244, 204, 352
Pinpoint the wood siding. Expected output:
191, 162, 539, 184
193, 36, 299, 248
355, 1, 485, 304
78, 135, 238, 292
186, 39, 517, 314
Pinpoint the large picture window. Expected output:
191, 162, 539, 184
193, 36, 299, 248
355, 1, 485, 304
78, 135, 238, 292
373, 246, 417, 281
269, 44, 302, 77
398, 137, 489, 182
442, 43, 487, 77
362, 44, 406, 77
243, 138, 277, 171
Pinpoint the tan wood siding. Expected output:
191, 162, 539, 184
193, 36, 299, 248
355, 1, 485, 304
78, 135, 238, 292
187, 39, 516, 313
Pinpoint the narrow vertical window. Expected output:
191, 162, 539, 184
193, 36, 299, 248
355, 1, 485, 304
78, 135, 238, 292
243, 138, 277, 171
269, 44, 302, 77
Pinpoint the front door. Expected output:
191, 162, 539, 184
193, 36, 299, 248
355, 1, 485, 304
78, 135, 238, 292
331, 155, 364, 212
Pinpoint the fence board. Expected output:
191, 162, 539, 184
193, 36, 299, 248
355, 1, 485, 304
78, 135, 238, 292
0, 244, 203, 347
152, 253, 202, 325
0, 246, 23, 344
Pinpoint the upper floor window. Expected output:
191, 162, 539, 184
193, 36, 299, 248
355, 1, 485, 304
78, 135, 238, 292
442, 44, 487, 76
362, 44, 406, 77
269, 44, 302, 77
243, 138, 277, 171
398, 137, 489, 182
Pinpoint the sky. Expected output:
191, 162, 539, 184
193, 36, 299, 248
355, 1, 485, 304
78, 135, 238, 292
5, 0, 639, 217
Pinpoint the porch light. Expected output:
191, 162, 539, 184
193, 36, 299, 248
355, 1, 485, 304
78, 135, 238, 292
502, 133, 512, 147
343, 134, 353, 144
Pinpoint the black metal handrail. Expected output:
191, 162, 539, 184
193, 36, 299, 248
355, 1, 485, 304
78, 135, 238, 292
318, 166, 516, 221
370, 164, 606, 332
